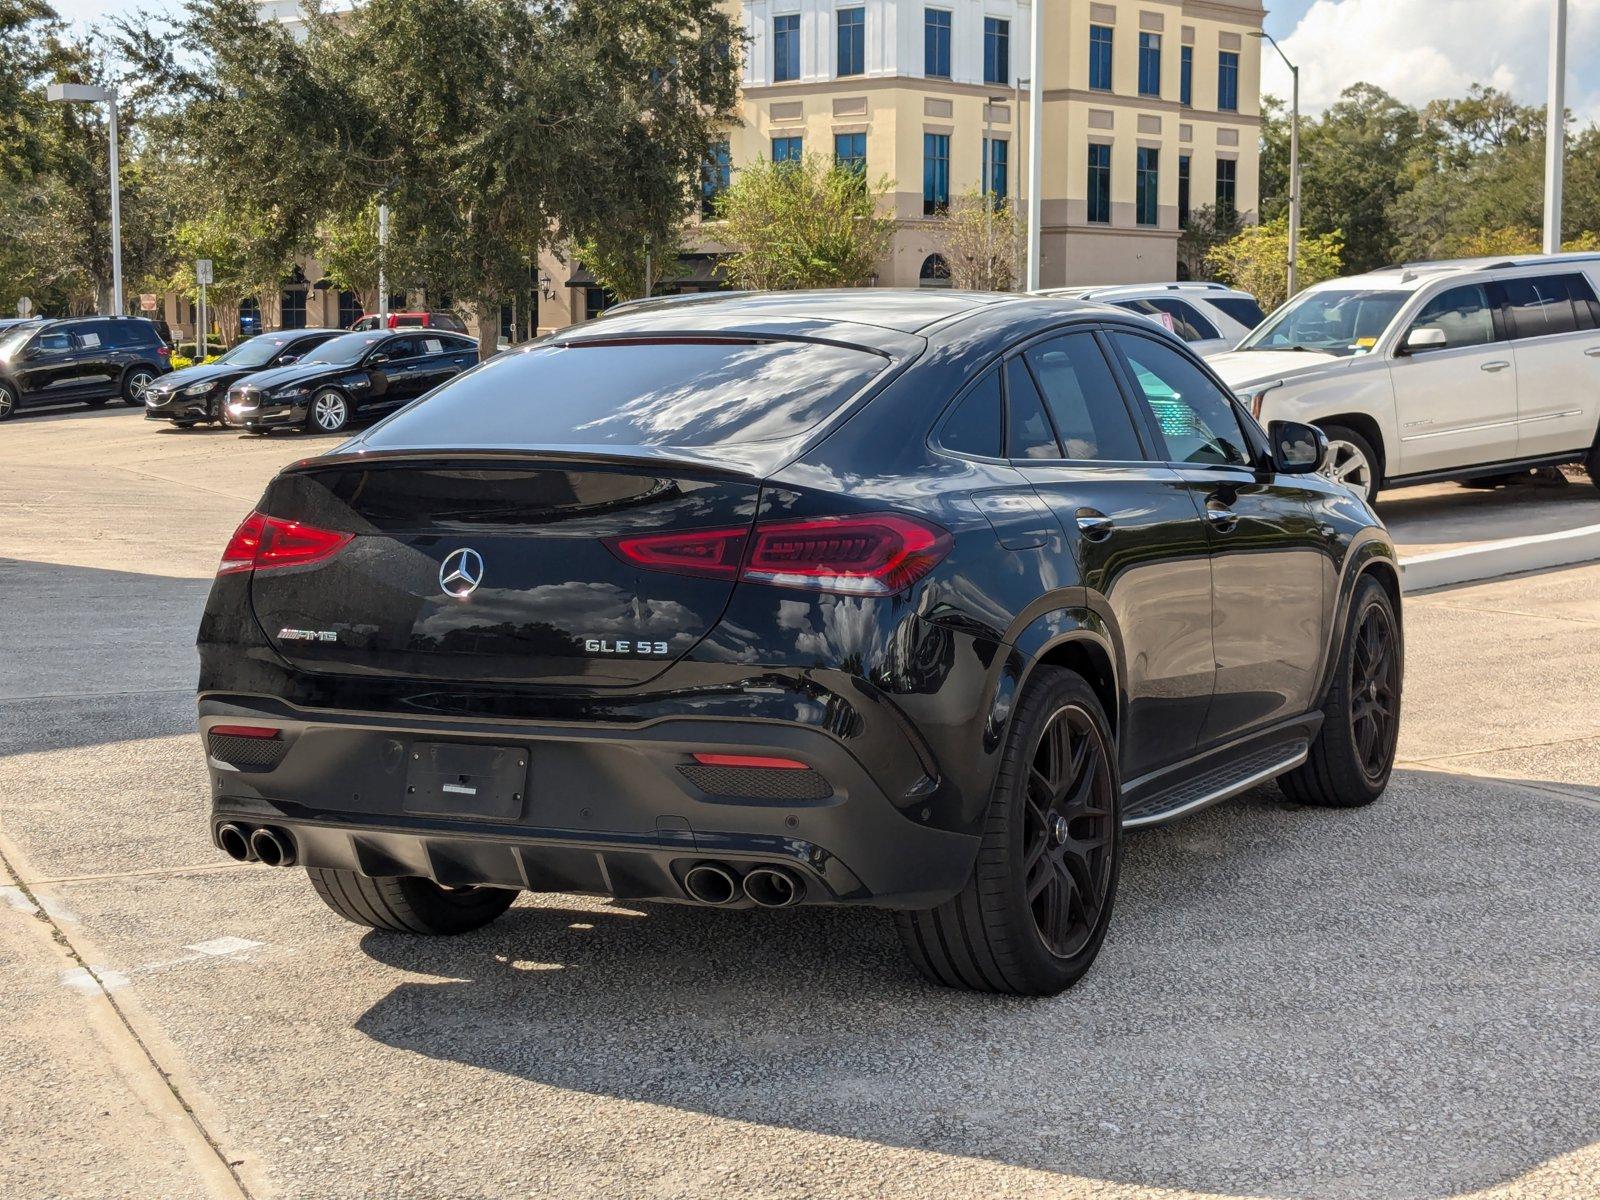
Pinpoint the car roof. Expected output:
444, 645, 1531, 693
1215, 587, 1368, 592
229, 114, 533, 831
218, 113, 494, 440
1311, 251, 1600, 294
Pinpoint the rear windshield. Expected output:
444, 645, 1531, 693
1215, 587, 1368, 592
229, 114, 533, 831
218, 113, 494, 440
361, 337, 888, 451
1208, 296, 1267, 329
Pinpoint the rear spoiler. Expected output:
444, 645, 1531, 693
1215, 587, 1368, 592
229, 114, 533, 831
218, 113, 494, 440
284, 444, 770, 484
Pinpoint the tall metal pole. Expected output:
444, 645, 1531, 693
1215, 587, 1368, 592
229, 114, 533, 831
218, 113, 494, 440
377, 204, 390, 319
1543, 0, 1568, 254
1026, 0, 1043, 291
107, 96, 123, 314
1287, 62, 1300, 296
983, 104, 994, 287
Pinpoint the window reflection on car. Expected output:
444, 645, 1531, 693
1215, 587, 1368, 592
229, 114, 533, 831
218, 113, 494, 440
301, 332, 387, 366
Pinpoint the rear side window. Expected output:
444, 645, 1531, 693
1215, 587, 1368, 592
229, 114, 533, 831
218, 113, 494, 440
938, 368, 1002, 458
1023, 334, 1144, 461
1004, 358, 1060, 459
363, 337, 888, 450
1501, 274, 1589, 340
1208, 296, 1267, 329
1113, 299, 1219, 343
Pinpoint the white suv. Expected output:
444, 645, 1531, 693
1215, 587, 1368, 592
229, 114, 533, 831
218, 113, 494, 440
1209, 253, 1600, 502
1033, 283, 1266, 357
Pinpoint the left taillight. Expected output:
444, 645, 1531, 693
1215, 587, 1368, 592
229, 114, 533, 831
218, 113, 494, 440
605, 511, 951, 597
217, 511, 352, 576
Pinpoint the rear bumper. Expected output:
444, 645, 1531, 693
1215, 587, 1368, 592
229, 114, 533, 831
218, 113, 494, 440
200, 695, 978, 908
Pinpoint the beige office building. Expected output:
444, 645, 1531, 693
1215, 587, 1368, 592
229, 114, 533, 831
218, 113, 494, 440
546, 0, 1263, 327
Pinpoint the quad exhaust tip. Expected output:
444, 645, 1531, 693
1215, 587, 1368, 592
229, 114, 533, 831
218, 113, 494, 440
743, 867, 804, 908
216, 823, 253, 863
247, 826, 296, 868
682, 862, 738, 905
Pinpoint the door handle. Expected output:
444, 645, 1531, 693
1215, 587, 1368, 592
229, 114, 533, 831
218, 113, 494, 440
1205, 505, 1240, 532
1481, 360, 1511, 373
1075, 511, 1115, 541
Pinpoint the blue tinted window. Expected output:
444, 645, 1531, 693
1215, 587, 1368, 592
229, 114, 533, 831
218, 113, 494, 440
1089, 26, 1113, 90
983, 138, 1008, 204
837, 8, 864, 76
1180, 45, 1193, 105
984, 17, 1009, 84
925, 9, 951, 78
1218, 50, 1239, 111
1178, 154, 1191, 227
1215, 157, 1237, 213
772, 136, 803, 163
923, 132, 950, 215
1136, 147, 1159, 226
701, 140, 731, 218
939, 368, 1002, 458
1138, 32, 1161, 96
774, 13, 800, 82
1087, 143, 1111, 224
835, 132, 866, 174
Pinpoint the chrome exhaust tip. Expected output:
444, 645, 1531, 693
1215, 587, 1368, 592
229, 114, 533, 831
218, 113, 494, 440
682, 862, 738, 906
248, 826, 296, 868
216, 823, 254, 863
742, 867, 804, 908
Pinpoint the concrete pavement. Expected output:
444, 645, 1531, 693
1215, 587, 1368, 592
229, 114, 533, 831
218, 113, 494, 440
1, 403, 1596, 1200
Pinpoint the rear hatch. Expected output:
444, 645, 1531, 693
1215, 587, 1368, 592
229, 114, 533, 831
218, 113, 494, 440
251, 459, 758, 686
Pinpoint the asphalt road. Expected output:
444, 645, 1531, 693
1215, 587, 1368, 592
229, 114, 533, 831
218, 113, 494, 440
1, 403, 1597, 1200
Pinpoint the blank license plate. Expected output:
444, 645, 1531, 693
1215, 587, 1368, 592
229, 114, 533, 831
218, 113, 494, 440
403, 743, 528, 821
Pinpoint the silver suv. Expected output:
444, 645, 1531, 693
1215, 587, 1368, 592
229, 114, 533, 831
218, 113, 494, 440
1209, 253, 1600, 501
1033, 283, 1266, 357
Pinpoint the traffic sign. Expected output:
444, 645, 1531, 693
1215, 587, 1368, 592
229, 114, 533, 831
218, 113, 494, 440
195, 259, 213, 286
139, 293, 157, 312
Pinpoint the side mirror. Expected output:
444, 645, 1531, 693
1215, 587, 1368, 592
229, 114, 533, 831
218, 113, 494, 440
1401, 326, 1448, 354
1269, 420, 1327, 475
367, 353, 389, 365
277, 354, 299, 365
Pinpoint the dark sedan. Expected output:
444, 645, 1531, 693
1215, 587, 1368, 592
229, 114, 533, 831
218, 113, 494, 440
198, 291, 1402, 996
223, 329, 478, 434
143, 329, 343, 427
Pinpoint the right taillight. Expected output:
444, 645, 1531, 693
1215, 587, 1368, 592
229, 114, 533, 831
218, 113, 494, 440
218, 511, 352, 576
605, 512, 950, 596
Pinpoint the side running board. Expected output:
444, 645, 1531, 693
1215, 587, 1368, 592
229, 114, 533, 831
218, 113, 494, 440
1122, 740, 1309, 828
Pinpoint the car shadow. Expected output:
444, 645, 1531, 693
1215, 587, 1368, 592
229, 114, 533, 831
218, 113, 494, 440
349, 770, 1600, 1198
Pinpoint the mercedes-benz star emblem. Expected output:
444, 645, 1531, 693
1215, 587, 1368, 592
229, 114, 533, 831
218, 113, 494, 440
439, 548, 485, 598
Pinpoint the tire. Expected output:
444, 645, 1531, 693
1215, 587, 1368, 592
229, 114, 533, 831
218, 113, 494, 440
894, 667, 1121, 996
1585, 442, 1600, 494
307, 868, 518, 935
174, 420, 197, 430
0, 382, 16, 421
308, 388, 351, 434
1319, 424, 1381, 503
122, 367, 156, 406
1279, 575, 1402, 808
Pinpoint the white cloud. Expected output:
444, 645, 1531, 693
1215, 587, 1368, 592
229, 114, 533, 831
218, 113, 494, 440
1265, 0, 1600, 128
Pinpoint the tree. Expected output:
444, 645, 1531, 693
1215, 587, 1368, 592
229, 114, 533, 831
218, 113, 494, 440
926, 189, 1024, 291
166, 205, 294, 348
716, 156, 896, 289
1177, 204, 1243, 282
1207, 217, 1344, 311
570, 226, 691, 304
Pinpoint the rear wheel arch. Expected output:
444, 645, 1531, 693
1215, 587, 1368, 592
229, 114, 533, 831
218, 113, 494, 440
1032, 636, 1119, 740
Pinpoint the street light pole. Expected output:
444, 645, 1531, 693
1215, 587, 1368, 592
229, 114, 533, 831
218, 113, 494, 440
1253, 31, 1300, 297
377, 203, 390, 320
1026, 0, 1043, 291
1543, 0, 1568, 254
46, 82, 123, 315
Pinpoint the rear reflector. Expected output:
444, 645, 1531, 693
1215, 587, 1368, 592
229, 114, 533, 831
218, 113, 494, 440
209, 725, 280, 739
218, 511, 352, 576
692, 752, 808, 770
606, 512, 950, 596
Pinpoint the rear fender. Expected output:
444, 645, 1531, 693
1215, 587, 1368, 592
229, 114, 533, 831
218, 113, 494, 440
986, 607, 1123, 766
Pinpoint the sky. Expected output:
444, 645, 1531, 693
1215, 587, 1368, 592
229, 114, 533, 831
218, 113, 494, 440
49, 0, 1600, 127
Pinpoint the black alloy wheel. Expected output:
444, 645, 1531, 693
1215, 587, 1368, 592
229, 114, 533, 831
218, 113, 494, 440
1278, 575, 1402, 807
1022, 704, 1117, 959
895, 667, 1122, 995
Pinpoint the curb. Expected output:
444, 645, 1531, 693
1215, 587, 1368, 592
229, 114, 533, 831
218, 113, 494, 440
1400, 521, 1600, 592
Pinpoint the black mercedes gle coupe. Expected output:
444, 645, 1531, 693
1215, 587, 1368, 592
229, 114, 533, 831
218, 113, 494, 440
197, 291, 1403, 995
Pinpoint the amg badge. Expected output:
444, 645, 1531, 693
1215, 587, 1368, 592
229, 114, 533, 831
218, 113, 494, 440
278, 628, 339, 642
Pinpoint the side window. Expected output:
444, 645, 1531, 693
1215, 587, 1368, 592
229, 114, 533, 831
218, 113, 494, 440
1111, 332, 1251, 467
1149, 299, 1220, 342
1408, 284, 1496, 349
35, 330, 73, 353
1571, 274, 1600, 330
1022, 333, 1145, 461
1208, 295, 1267, 329
74, 322, 107, 349
1003, 357, 1061, 460
937, 368, 1002, 458
1501, 275, 1581, 340
380, 337, 420, 360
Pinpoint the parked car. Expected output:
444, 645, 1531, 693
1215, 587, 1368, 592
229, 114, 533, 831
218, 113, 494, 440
0, 317, 42, 336
198, 290, 1403, 996
223, 328, 478, 433
1034, 283, 1266, 357
348, 310, 469, 334
1210, 252, 1600, 501
0, 316, 171, 420
143, 329, 344, 428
